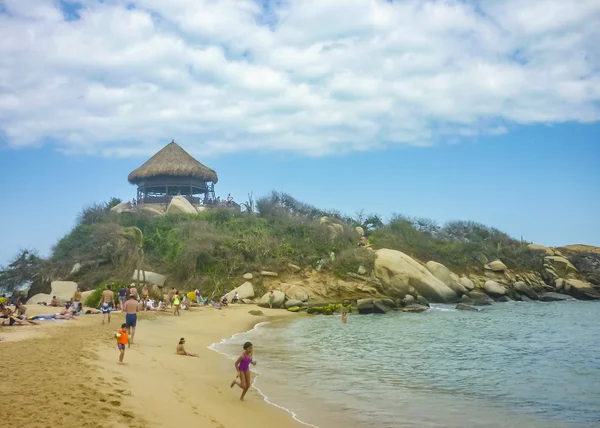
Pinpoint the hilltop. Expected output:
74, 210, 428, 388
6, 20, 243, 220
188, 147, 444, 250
2, 192, 599, 307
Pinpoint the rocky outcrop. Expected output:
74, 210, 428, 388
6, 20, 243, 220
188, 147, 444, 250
484, 280, 506, 297
425, 261, 467, 295
456, 303, 478, 311
484, 260, 507, 272
528, 244, 554, 256
137, 206, 163, 217
51, 281, 78, 302
564, 279, 600, 300
280, 283, 309, 302
258, 290, 285, 308
225, 281, 255, 302
401, 304, 428, 313
468, 290, 494, 305
357, 298, 375, 314
540, 292, 572, 302
26, 293, 52, 305
544, 256, 577, 277
132, 270, 166, 287
166, 196, 197, 215
287, 263, 301, 273
374, 249, 457, 303
513, 281, 539, 300
284, 299, 304, 309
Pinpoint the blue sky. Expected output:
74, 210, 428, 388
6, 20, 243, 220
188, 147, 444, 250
1, 122, 598, 265
1, 0, 599, 265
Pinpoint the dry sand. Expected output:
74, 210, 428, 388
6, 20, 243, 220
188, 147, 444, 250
0, 304, 303, 428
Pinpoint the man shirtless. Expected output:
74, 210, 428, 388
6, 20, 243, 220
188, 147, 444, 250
99, 284, 116, 324
123, 295, 139, 346
141, 285, 149, 310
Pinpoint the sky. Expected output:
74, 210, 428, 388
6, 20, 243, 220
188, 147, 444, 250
0, 0, 599, 266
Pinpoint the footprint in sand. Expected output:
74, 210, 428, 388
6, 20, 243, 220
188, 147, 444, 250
110, 400, 121, 407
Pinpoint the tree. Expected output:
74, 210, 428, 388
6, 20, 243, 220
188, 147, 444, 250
119, 227, 146, 286
0, 249, 46, 293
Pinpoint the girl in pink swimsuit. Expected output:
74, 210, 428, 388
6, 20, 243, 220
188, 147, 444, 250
230, 341, 257, 400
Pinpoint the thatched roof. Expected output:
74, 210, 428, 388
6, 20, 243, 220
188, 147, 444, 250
128, 140, 218, 184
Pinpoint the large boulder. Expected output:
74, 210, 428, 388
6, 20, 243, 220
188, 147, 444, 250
372, 299, 391, 314
166, 196, 197, 215
565, 279, 600, 300
225, 281, 255, 302
279, 283, 309, 302
357, 298, 375, 314
484, 260, 507, 272
540, 292, 573, 302
544, 256, 578, 277
50, 281, 78, 302
258, 290, 285, 308
26, 293, 52, 305
468, 290, 494, 305
137, 206, 163, 217
374, 249, 457, 303
513, 281, 539, 300
528, 244, 554, 256
459, 277, 475, 291
320, 217, 345, 240
425, 261, 467, 295
484, 280, 506, 297
355, 226, 365, 236
132, 270, 166, 287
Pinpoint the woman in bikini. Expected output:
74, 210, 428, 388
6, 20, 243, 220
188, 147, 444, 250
230, 341, 257, 400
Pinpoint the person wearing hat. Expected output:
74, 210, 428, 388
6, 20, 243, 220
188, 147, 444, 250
176, 338, 199, 357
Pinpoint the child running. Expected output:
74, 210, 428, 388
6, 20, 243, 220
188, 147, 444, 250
230, 341, 257, 400
115, 323, 129, 364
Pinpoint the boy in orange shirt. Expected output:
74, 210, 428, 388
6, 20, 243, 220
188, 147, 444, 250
115, 323, 129, 364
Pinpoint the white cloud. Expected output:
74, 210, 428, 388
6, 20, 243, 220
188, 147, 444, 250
0, 0, 599, 157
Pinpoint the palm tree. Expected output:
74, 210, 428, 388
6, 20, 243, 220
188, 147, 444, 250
120, 226, 146, 286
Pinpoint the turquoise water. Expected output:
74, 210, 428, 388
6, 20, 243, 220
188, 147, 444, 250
217, 301, 600, 428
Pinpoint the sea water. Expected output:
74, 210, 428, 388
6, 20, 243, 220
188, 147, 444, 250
214, 301, 600, 428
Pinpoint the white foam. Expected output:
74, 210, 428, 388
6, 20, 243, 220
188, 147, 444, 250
208, 322, 321, 428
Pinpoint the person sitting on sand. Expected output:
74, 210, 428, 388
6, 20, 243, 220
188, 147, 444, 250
230, 341, 257, 401
14, 301, 27, 319
232, 292, 239, 304
221, 295, 229, 307
50, 296, 59, 307
176, 338, 199, 357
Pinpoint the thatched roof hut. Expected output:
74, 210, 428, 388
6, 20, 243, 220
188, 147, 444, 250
128, 140, 218, 184
129, 140, 218, 206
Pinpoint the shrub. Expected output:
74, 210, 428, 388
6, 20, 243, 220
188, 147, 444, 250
84, 280, 129, 308
331, 248, 377, 277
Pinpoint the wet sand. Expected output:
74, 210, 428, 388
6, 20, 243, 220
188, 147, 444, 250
0, 304, 302, 428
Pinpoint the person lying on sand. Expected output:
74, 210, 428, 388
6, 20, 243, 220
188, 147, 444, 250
1, 316, 39, 326
176, 338, 199, 357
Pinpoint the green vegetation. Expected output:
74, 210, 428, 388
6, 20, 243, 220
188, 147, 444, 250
1, 191, 542, 298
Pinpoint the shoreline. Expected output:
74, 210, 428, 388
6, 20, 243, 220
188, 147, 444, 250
92, 304, 304, 428
208, 319, 322, 428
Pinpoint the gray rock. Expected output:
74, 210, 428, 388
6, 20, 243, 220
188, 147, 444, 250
288, 263, 301, 273
242, 273, 253, 280
225, 281, 255, 302
484, 260, 507, 272
520, 295, 534, 302
357, 298, 375, 314
496, 295, 512, 302
401, 304, 429, 313
513, 281, 539, 300
456, 303, 478, 311
248, 309, 264, 316
402, 295, 415, 307
460, 295, 475, 304
459, 277, 475, 291
540, 292, 573, 302
373, 299, 391, 314
258, 290, 285, 308
357, 265, 367, 275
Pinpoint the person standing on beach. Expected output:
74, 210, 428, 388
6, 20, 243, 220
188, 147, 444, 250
172, 291, 181, 316
231, 342, 257, 401
268, 290, 275, 309
99, 284, 115, 324
115, 323, 129, 364
167, 288, 175, 308
123, 295, 138, 346
118, 285, 127, 311
72, 287, 82, 312
141, 285, 149, 310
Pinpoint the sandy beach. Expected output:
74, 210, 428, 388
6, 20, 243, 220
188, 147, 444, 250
0, 304, 302, 428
